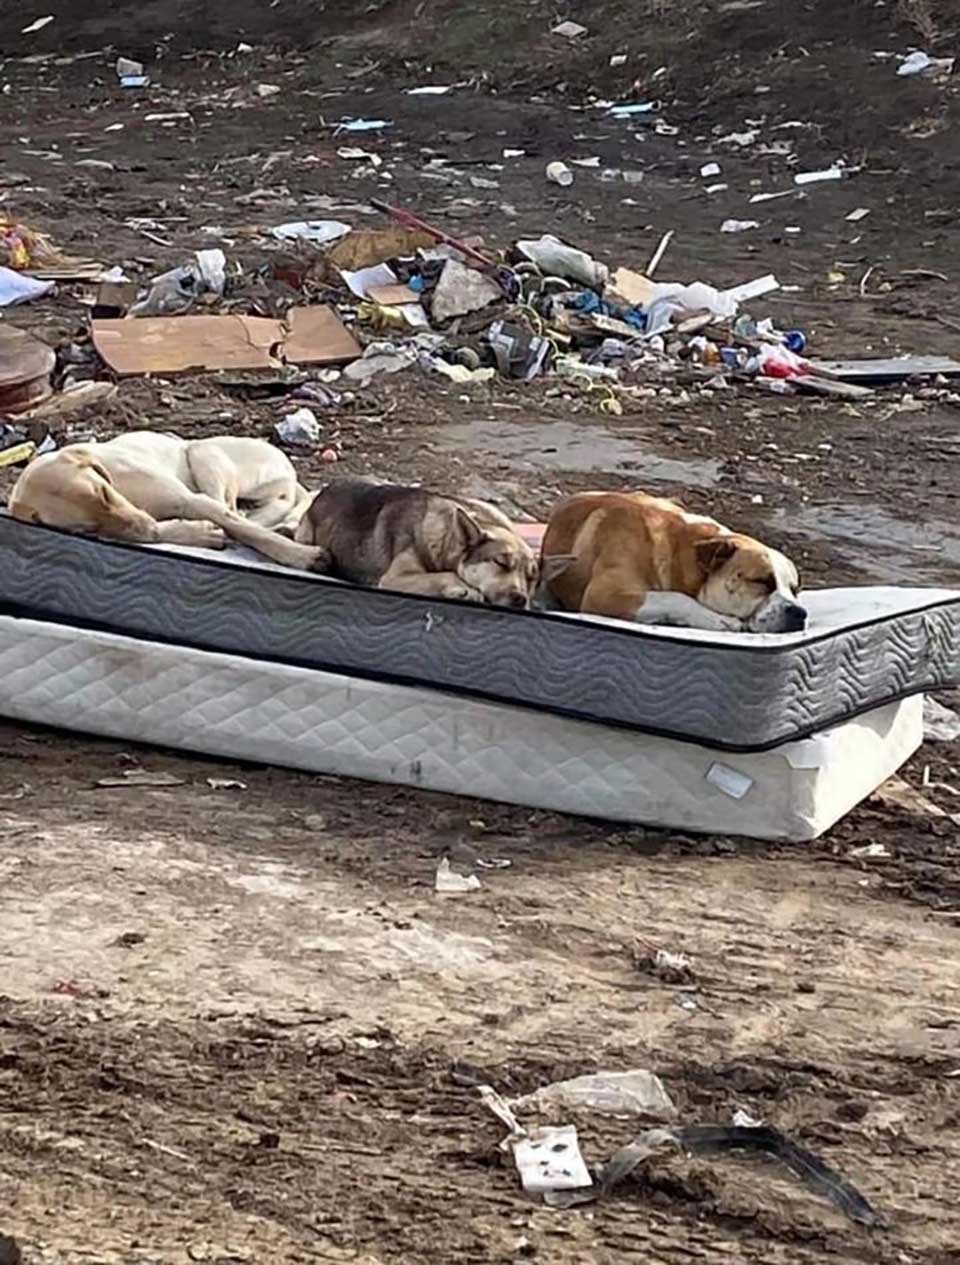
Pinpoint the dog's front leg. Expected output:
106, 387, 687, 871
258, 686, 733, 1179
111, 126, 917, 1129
633, 592, 745, 632
378, 568, 484, 602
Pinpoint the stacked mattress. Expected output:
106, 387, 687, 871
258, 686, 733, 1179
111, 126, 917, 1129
1, 513, 956, 840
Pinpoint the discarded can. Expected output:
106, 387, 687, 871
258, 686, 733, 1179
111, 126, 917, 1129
783, 329, 807, 354
720, 346, 750, 370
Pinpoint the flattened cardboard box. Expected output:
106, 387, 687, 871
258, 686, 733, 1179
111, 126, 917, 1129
92, 306, 361, 376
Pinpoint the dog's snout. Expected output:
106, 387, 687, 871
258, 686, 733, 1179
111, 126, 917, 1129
784, 602, 807, 632
507, 591, 528, 609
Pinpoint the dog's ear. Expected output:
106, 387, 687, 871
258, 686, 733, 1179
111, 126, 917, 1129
695, 538, 738, 574
539, 553, 577, 583
455, 506, 486, 551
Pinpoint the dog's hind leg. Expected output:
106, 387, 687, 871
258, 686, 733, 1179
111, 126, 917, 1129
13, 456, 226, 549
147, 484, 329, 571
182, 443, 240, 512
97, 490, 226, 549
185, 443, 305, 531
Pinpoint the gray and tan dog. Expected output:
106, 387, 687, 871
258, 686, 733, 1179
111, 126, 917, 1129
296, 478, 540, 606
8, 430, 326, 570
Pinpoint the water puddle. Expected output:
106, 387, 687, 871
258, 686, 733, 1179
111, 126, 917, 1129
771, 503, 960, 583
432, 419, 720, 486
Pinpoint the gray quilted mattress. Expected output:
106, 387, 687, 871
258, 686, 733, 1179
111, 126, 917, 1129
1, 513, 958, 752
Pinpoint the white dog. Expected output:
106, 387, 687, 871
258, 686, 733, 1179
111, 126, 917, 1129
8, 430, 324, 569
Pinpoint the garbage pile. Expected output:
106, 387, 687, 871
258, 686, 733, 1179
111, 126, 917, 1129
5, 201, 960, 446
251, 204, 810, 400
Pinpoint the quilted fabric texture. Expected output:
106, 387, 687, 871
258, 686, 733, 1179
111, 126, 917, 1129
0, 514, 957, 751
0, 615, 923, 840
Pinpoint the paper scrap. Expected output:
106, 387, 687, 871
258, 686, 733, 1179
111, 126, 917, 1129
723, 273, 779, 304
609, 101, 658, 118
794, 167, 843, 186
552, 20, 588, 37
721, 219, 760, 233
513, 1127, 593, 1194
21, 14, 54, 32
340, 262, 398, 299
435, 858, 481, 894
334, 118, 393, 134
749, 189, 794, 204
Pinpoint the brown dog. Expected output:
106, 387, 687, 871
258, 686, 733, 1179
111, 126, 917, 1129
537, 490, 805, 633
296, 478, 539, 606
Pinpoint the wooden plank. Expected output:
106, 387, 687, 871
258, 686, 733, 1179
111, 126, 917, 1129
808, 356, 960, 382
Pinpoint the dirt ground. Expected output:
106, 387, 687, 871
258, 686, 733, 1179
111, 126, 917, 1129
3, 1, 960, 1261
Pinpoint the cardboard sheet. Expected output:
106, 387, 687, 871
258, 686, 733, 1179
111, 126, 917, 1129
92, 306, 361, 376
284, 306, 362, 366
608, 267, 657, 308
327, 227, 435, 271
367, 283, 421, 305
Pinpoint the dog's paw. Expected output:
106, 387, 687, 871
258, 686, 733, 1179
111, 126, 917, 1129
713, 613, 747, 633
446, 582, 485, 603
195, 523, 228, 550
307, 549, 332, 575
160, 520, 227, 549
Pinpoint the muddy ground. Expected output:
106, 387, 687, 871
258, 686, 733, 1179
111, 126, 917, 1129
3, 1, 960, 1261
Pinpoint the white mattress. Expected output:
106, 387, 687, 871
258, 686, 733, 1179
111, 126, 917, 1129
0, 615, 923, 841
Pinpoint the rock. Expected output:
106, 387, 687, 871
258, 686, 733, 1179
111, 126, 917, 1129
430, 258, 501, 324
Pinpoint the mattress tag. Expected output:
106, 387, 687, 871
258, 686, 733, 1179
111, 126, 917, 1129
705, 762, 754, 800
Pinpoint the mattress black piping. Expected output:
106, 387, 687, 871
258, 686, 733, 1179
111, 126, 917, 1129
0, 601, 937, 755
2, 517, 958, 654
